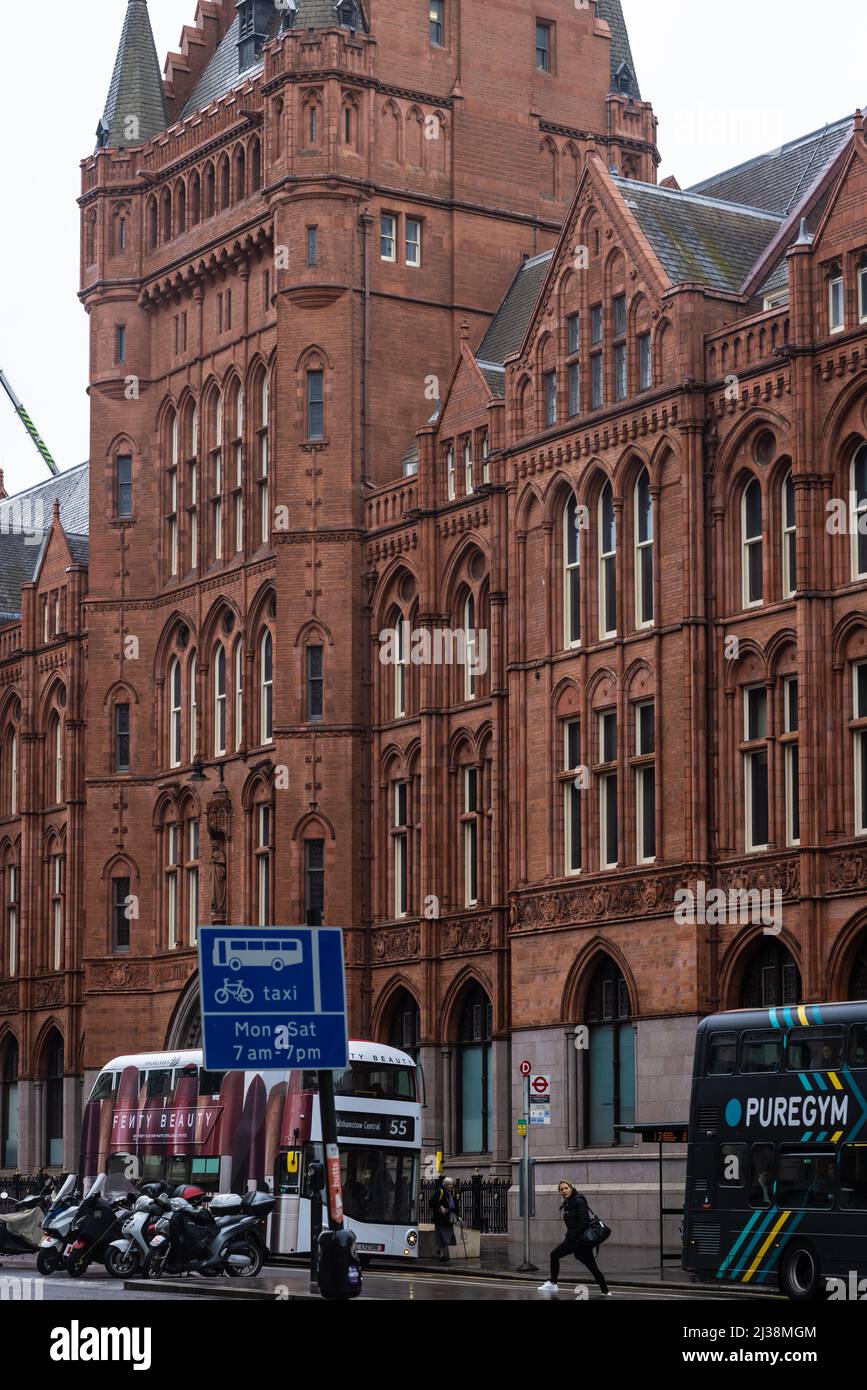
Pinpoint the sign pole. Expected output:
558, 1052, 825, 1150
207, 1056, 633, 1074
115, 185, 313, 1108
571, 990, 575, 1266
318, 1068, 345, 1232
517, 1073, 538, 1273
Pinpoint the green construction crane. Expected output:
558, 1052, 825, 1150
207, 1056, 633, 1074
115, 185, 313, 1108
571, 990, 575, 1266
0, 368, 60, 477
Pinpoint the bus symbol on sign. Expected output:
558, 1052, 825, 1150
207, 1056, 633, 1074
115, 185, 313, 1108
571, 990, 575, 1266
213, 936, 304, 973
531, 1075, 548, 1094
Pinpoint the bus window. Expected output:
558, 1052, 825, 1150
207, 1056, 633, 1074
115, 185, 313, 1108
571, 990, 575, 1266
718, 1143, 747, 1187
706, 1031, 738, 1076
749, 1143, 775, 1208
340, 1148, 418, 1226
199, 1068, 226, 1097
89, 1071, 118, 1102
839, 1145, 867, 1210
786, 1028, 845, 1072
777, 1150, 836, 1210
740, 1030, 783, 1074
190, 1158, 221, 1191
848, 1026, 867, 1068
146, 1068, 174, 1098
333, 1062, 417, 1101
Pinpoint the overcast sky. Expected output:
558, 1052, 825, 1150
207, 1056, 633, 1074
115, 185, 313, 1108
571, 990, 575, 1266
0, 0, 863, 495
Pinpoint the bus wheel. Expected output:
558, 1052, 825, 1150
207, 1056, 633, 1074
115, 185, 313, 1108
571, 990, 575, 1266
780, 1244, 823, 1301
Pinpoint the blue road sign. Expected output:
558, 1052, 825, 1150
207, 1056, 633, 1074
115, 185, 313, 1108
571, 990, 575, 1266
198, 926, 348, 1071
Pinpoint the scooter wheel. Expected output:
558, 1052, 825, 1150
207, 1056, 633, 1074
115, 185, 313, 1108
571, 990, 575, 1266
37, 1249, 60, 1276
226, 1241, 264, 1278
104, 1246, 140, 1279
144, 1248, 168, 1280
66, 1251, 89, 1278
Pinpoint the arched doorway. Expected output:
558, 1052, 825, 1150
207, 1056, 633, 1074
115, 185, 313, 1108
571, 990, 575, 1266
738, 938, 801, 1009
583, 956, 635, 1147
849, 935, 867, 1000
384, 988, 420, 1059
166, 975, 202, 1050
454, 983, 492, 1154
1, 1037, 19, 1169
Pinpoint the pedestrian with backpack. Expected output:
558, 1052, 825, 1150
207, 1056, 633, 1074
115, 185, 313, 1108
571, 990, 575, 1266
538, 1180, 612, 1296
430, 1175, 460, 1262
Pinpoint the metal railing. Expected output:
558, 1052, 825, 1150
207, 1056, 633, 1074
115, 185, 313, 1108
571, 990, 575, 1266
421, 1177, 510, 1234
0, 1176, 54, 1214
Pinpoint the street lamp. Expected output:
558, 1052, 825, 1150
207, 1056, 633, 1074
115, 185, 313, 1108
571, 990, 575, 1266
187, 759, 226, 785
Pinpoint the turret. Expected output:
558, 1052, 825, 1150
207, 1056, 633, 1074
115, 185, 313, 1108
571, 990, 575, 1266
96, 0, 168, 150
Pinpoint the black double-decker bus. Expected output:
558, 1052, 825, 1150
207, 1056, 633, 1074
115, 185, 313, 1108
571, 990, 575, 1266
683, 1001, 867, 1300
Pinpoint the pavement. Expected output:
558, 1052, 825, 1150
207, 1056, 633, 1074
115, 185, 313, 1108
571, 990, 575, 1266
122, 1242, 780, 1302
2, 1241, 781, 1302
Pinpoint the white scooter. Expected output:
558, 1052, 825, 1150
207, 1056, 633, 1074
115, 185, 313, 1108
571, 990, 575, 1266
37, 1175, 82, 1275
104, 1185, 172, 1278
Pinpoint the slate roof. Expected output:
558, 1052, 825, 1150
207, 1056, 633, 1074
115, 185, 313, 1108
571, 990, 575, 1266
597, 0, 641, 99
180, 1, 368, 121
97, 0, 168, 149
477, 363, 507, 399
688, 117, 852, 216
475, 252, 554, 367
0, 465, 90, 623
614, 178, 783, 292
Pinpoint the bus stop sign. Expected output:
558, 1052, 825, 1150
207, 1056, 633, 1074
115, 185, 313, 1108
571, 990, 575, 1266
198, 925, 348, 1072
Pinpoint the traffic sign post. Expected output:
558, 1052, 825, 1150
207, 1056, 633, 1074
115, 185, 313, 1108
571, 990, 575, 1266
198, 925, 353, 1298
198, 925, 348, 1071
517, 1067, 538, 1273
529, 1074, 552, 1126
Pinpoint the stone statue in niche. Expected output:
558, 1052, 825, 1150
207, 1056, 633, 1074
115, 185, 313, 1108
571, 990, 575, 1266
207, 776, 232, 924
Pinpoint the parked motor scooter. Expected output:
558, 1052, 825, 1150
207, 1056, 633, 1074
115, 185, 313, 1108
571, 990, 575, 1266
104, 1183, 172, 1278
64, 1174, 137, 1277
145, 1188, 274, 1279
37, 1174, 82, 1275
0, 1182, 53, 1256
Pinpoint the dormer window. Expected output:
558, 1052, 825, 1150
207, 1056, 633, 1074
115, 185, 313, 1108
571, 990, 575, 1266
615, 63, 633, 95
237, 0, 273, 71
335, 0, 359, 30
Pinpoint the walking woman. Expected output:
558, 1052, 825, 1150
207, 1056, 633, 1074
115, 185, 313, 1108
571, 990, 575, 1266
538, 1180, 611, 1296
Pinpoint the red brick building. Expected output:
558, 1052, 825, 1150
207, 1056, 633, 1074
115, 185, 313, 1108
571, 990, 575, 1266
2, 0, 867, 1244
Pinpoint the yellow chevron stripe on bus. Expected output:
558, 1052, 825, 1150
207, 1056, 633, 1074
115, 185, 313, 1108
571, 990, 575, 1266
832, 1130, 844, 1143
743, 1211, 792, 1283
828, 1072, 844, 1091
798, 1006, 810, 1026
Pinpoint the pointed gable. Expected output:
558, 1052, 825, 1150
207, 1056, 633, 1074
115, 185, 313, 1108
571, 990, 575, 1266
97, 0, 169, 150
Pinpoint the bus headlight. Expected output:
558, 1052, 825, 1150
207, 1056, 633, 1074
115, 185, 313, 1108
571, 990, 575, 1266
406, 1230, 418, 1248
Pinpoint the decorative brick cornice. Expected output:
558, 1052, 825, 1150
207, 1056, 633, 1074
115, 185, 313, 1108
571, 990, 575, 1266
440, 914, 494, 955
366, 531, 419, 565
370, 924, 421, 963
87, 961, 151, 993
716, 856, 800, 899
0, 982, 19, 1013
829, 848, 867, 895
510, 869, 689, 932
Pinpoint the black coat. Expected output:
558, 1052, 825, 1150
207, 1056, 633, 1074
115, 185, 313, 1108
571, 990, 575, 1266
561, 1190, 591, 1243
431, 1182, 460, 1229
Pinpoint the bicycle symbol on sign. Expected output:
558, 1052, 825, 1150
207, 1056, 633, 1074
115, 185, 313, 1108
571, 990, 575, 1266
215, 978, 254, 1006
